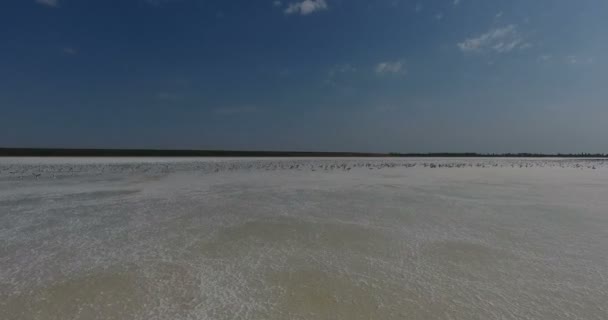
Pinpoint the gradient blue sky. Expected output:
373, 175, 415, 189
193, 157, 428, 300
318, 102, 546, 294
1, 0, 607, 153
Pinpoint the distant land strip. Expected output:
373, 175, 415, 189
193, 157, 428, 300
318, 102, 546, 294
0, 148, 607, 158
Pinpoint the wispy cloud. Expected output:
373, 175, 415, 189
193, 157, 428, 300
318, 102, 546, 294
214, 106, 258, 116
453, 0, 461, 6
375, 60, 406, 75
144, 0, 182, 7
285, 0, 328, 15
374, 105, 398, 112
567, 55, 594, 65
325, 63, 357, 85
62, 47, 77, 55
458, 25, 527, 54
156, 92, 183, 101
36, 0, 59, 7
327, 64, 356, 78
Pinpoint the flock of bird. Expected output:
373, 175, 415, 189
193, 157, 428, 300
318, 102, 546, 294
0, 158, 606, 180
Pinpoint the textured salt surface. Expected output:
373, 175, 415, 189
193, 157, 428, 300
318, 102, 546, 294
1, 158, 607, 320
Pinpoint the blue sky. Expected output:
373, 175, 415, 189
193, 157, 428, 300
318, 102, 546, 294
1, 0, 607, 153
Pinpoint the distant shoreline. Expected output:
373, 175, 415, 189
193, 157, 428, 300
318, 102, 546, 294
0, 148, 606, 158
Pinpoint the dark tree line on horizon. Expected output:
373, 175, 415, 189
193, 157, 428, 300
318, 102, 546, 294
0, 148, 606, 158
388, 152, 608, 158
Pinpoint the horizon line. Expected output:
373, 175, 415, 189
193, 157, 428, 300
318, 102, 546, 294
1, 148, 607, 158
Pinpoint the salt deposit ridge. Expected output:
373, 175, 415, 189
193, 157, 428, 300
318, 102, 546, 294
1, 158, 607, 319
0, 157, 605, 180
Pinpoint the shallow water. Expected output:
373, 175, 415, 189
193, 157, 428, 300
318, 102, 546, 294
1, 158, 607, 319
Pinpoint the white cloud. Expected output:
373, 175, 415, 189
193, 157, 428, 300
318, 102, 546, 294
375, 60, 406, 75
285, 0, 328, 15
36, 0, 59, 7
458, 25, 527, 54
